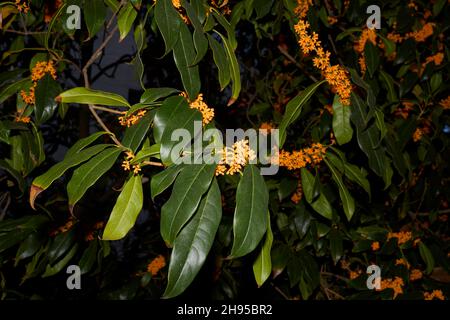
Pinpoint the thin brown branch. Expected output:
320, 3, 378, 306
92, 105, 126, 115
142, 161, 164, 167
277, 45, 318, 82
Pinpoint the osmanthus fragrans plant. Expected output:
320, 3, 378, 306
0, 0, 449, 300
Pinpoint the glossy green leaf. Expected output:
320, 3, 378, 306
183, 0, 208, 65
84, 0, 106, 38
301, 169, 332, 220
279, 80, 326, 147
329, 229, 343, 264
79, 240, 98, 274
30, 144, 111, 209
155, 0, 182, 55
230, 165, 269, 258
163, 179, 222, 298
151, 164, 184, 200
215, 31, 240, 106
364, 42, 380, 77
67, 147, 122, 209
419, 242, 435, 274
158, 97, 202, 165
207, 34, 231, 91
324, 158, 355, 221
344, 163, 371, 197
122, 112, 153, 152
0, 78, 29, 104
140, 87, 179, 104
34, 74, 61, 125
173, 23, 201, 99
161, 164, 215, 245
332, 95, 353, 145
65, 131, 109, 158
57, 87, 130, 107
253, 212, 273, 287
48, 231, 75, 264
117, 1, 138, 41
103, 174, 144, 240
42, 244, 78, 278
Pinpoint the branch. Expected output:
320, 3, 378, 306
277, 45, 318, 82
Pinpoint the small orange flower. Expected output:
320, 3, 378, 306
371, 241, 380, 251
439, 96, 450, 110
119, 110, 147, 127
424, 290, 445, 300
409, 269, 423, 281
395, 258, 410, 269
378, 277, 404, 299
15, 0, 30, 13
147, 255, 166, 276
387, 231, 412, 245
275, 143, 327, 170
215, 139, 256, 176
181, 92, 214, 125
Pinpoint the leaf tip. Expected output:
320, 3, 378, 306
29, 184, 43, 210
227, 97, 237, 106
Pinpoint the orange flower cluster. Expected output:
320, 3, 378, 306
14, 110, 31, 123
424, 52, 444, 66
355, 29, 377, 75
119, 110, 147, 127
371, 241, 380, 251
15, 0, 29, 13
294, 20, 352, 105
215, 139, 256, 176
349, 270, 362, 280
20, 60, 57, 106
291, 180, 303, 204
181, 92, 215, 125
409, 269, 423, 281
388, 23, 435, 44
413, 126, 430, 142
378, 277, 404, 299
439, 96, 450, 110
387, 231, 413, 245
294, 0, 313, 19
50, 218, 75, 236
395, 258, 411, 269
424, 290, 445, 300
171, 0, 189, 24
147, 255, 166, 276
276, 143, 327, 170
210, 0, 232, 15
121, 151, 141, 175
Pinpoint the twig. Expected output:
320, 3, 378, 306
321, 271, 350, 283
3, 29, 46, 35
277, 45, 318, 82
142, 161, 164, 167
270, 283, 290, 300
92, 105, 126, 115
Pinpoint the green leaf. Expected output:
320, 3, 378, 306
207, 34, 231, 91
301, 169, 332, 220
122, 112, 153, 152
15, 232, 43, 264
42, 244, 78, 278
155, 0, 182, 55
160, 164, 215, 245
344, 163, 371, 198
0, 159, 26, 192
57, 87, 130, 107
173, 23, 201, 99
230, 165, 269, 258
117, 1, 138, 41
151, 164, 184, 200
84, 0, 106, 38
279, 80, 326, 147
34, 74, 61, 125
419, 242, 435, 274
103, 174, 144, 240
433, 0, 446, 16
0, 216, 48, 253
67, 147, 122, 210
364, 41, 380, 77
324, 158, 355, 221
65, 131, 109, 158
0, 78, 30, 104
329, 229, 343, 264
30, 144, 111, 209
48, 231, 75, 264
378, 34, 396, 56
253, 212, 273, 287
332, 95, 353, 145
158, 96, 202, 165
140, 87, 179, 104
215, 31, 241, 106
132, 143, 160, 163
79, 240, 98, 274
380, 70, 398, 103
183, 0, 208, 65
163, 179, 222, 298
